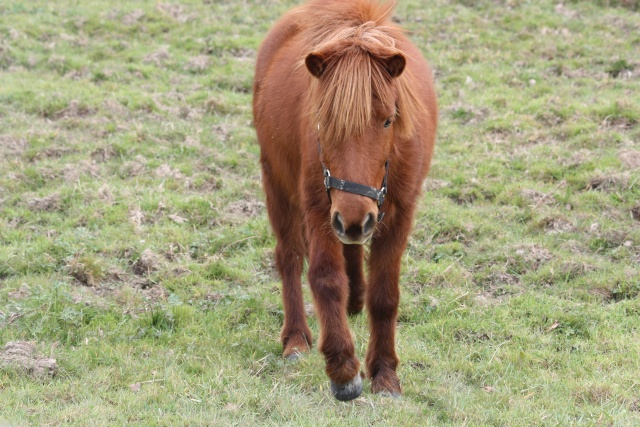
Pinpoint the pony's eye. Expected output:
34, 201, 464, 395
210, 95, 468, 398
383, 118, 393, 128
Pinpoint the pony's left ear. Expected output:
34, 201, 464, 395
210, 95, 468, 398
383, 54, 406, 78
305, 53, 326, 78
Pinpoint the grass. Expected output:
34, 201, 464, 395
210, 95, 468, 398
1, 0, 639, 425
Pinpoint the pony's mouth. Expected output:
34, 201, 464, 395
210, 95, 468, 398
335, 232, 372, 246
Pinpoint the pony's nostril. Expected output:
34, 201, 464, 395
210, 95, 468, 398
362, 213, 376, 236
332, 212, 345, 235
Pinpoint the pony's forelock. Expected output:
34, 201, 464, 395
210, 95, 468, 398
300, 0, 424, 144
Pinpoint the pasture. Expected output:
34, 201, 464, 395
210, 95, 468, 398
1, 0, 639, 425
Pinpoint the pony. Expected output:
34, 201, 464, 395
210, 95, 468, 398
253, 0, 437, 401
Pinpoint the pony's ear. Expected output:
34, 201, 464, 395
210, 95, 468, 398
383, 54, 406, 78
305, 53, 326, 78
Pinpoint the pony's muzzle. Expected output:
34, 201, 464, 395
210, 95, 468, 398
331, 211, 376, 244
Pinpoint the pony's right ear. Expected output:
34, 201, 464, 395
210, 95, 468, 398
305, 53, 326, 78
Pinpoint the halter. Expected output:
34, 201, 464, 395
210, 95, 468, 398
318, 142, 389, 222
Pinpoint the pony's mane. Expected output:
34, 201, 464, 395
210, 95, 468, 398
296, 0, 425, 144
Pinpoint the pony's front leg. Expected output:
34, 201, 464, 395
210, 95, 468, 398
307, 230, 362, 401
366, 209, 414, 396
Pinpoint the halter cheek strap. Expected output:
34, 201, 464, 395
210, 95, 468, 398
318, 144, 389, 222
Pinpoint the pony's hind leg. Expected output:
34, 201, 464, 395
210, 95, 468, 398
262, 168, 312, 360
343, 244, 365, 315
275, 234, 311, 360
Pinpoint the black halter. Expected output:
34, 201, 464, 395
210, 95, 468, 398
319, 144, 389, 222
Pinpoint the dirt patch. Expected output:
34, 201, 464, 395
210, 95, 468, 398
632, 203, 640, 221
118, 275, 168, 301
155, 164, 184, 180
563, 149, 593, 167
120, 156, 147, 177
589, 287, 614, 303
129, 207, 145, 228
543, 216, 575, 234
211, 124, 231, 142
559, 261, 595, 280
205, 96, 237, 115
64, 67, 90, 80
66, 254, 104, 287
132, 249, 162, 276
91, 146, 118, 163
521, 189, 555, 206
474, 278, 519, 306
510, 243, 553, 271
100, 268, 168, 303
0, 135, 27, 157
103, 99, 130, 118
62, 161, 100, 182
601, 115, 636, 130
97, 184, 115, 203
26, 193, 61, 212
0, 342, 57, 379
52, 99, 92, 120
122, 10, 145, 26
7, 284, 31, 300
156, 4, 194, 23
143, 284, 168, 302
184, 55, 210, 73
586, 174, 629, 192
225, 198, 265, 219
474, 292, 506, 306
422, 178, 450, 192
485, 271, 521, 287
144, 46, 171, 66
619, 150, 640, 169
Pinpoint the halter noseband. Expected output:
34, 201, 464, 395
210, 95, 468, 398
319, 143, 389, 222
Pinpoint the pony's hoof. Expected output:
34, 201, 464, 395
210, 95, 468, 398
285, 352, 302, 362
330, 374, 363, 401
379, 390, 402, 399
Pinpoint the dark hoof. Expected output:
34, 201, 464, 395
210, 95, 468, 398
286, 353, 300, 362
330, 374, 363, 401
285, 349, 303, 362
379, 391, 401, 399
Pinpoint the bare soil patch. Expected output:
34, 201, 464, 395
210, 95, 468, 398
91, 146, 119, 163
225, 198, 265, 219
132, 249, 162, 276
120, 156, 147, 177
521, 189, 556, 207
184, 55, 210, 73
52, 100, 92, 120
144, 46, 171, 66
155, 164, 185, 180
540, 216, 575, 234
26, 193, 62, 212
619, 150, 640, 169
156, 4, 195, 23
62, 161, 100, 182
0, 136, 27, 157
423, 178, 450, 192
510, 243, 553, 270
0, 342, 57, 379
122, 10, 145, 25
586, 173, 629, 191
65, 254, 104, 287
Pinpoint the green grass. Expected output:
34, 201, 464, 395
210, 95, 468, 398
1, 0, 639, 425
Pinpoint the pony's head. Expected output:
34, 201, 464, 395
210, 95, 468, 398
305, 22, 410, 244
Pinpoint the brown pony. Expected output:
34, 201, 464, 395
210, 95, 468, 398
253, 0, 437, 401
